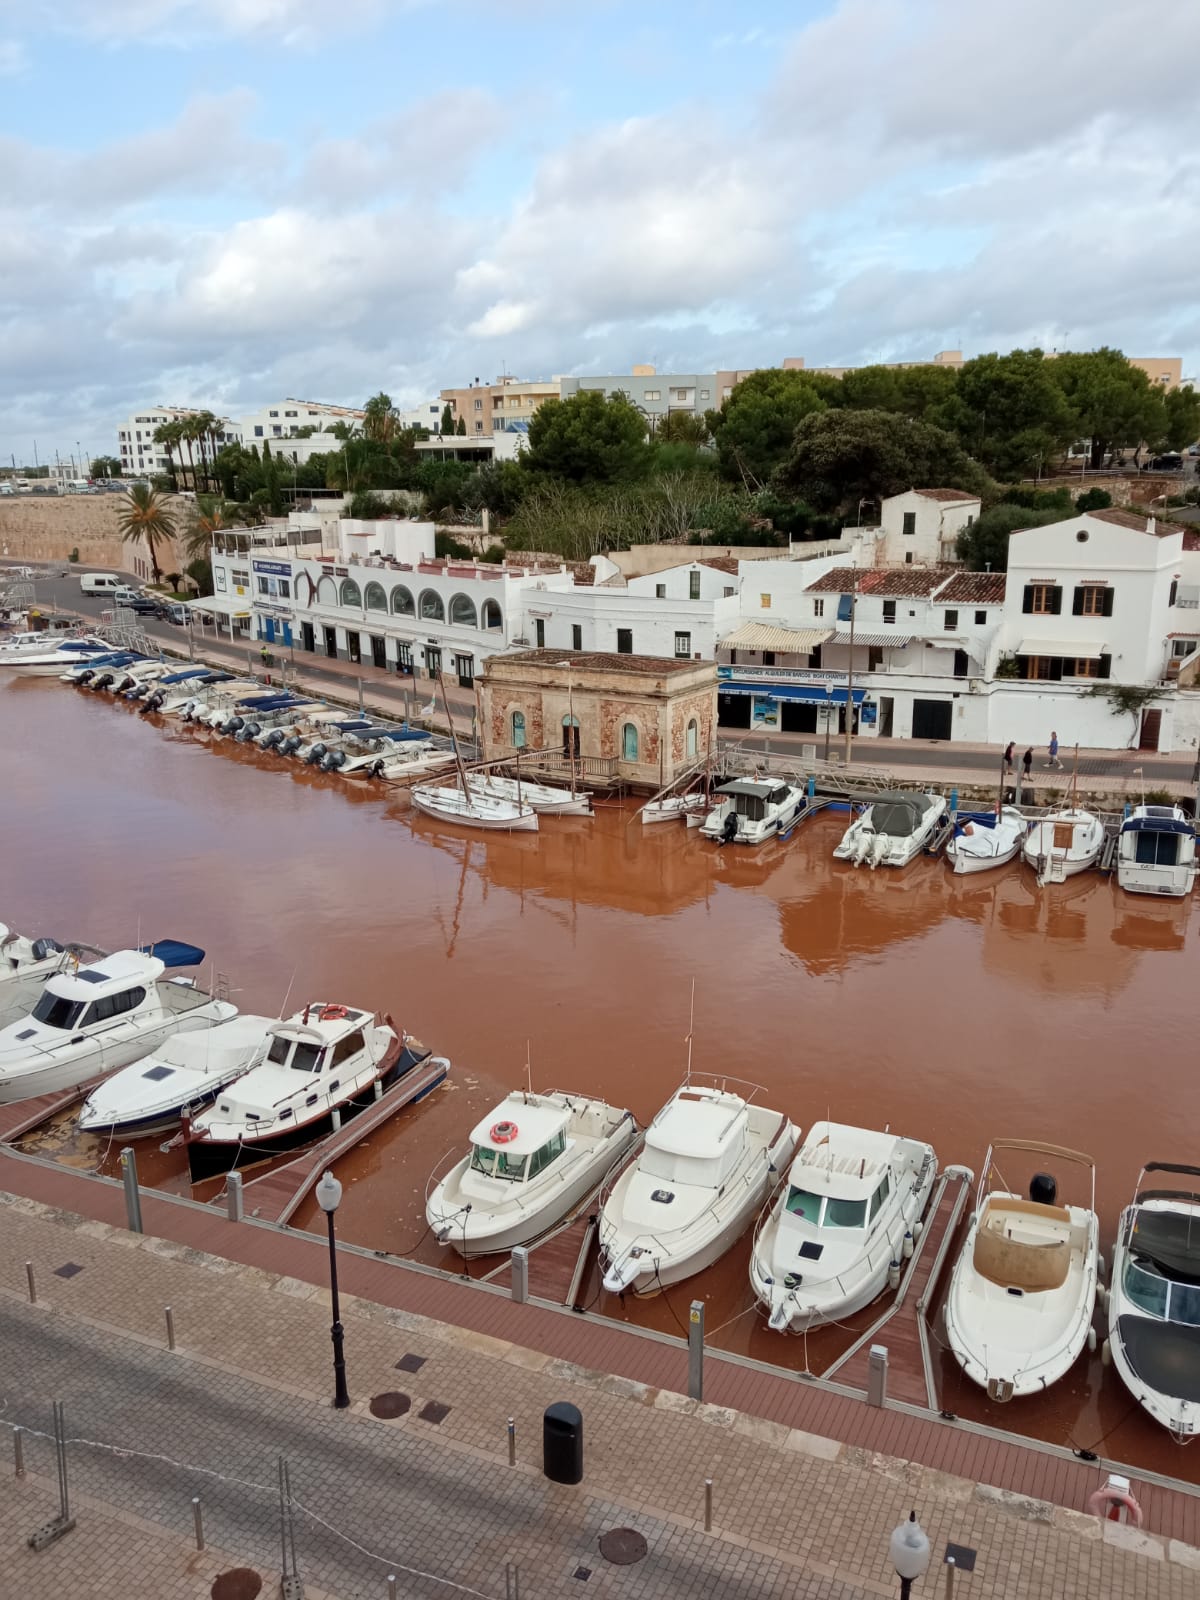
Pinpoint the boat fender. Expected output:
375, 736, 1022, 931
1100, 1338, 1112, 1368
912, 1220, 924, 1241
1087, 1326, 1098, 1354
1086, 1484, 1143, 1527
490, 1120, 519, 1144
887, 1260, 901, 1291
1097, 1253, 1106, 1282
1095, 1284, 1108, 1313
902, 1230, 914, 1260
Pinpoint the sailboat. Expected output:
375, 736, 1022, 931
411, 675, 538, 832
1022, 747, 1103, 884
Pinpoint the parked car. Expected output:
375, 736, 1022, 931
1146, 453, 1184, 471
164, 604, 189, 625
128, 595, 165, 616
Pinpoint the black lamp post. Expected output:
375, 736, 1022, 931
315, 1170, 350, 1409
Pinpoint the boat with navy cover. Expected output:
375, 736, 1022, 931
834, 790, 947, 868
945, 806, 1028, 875
1116, 805, 1197, 897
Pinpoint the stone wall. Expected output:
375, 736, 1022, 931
0, 495, 191, 580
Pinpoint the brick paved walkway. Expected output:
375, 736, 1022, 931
3, 1197, 1196, 1599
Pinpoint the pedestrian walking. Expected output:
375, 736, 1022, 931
1022, 748, 1033, 781
1046, 730, 1063, 770
1003, 741, 1015, 774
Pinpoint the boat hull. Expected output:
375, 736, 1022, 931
1116, 865, 1194, 897
411, 789, 539, 831
0, 1018, 183, 1104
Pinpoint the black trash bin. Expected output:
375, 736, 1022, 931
543, 1401, 583, 1484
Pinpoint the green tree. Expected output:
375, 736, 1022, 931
440, 403, 455, 435
362, 392, 401, 444
944, 349, 1076, 478
955, 503, 1065, 571
523, 390, 653, 484
837, 366, 903, 413
184, 494, 230, 560
775, 408, 988, 514
1163, 385, 1200, 453
707, 369, 829, 486
1075, 487, 1112, 513
90, 455, 123, 479
184, 556, 213, 596
460, 460, 528, 520
455, 416, 467, 436
1051, 348, 1166, 468
116, 483, 176, 582
652, 410, 711, 447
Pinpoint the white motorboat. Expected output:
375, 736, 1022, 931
0, 923, 97, 988
599, 1079, 798, 1295
833, 790, 947, 868
353, 746, 454, 782
426, 1090, 638, 1256
1116, 805, 1196, 897
641, 792, 708, 825
174, 680, 258, 720
0, 630, 106, 660
182, 1003, 442, 1180
945, 1140, 1100, 1401
699, 779, 805, 845
467, 774, 593, 816
411, 783, 539, 832
62, 651, 142, 684
230, 697, 321, 743
85, 657, 153, 692
140, 668, 234, 715
291, 717, 377, 763
1106, 1162, 1200, 1438
78, 1013, 277, 1138
0, 942, 233, 1105
945, 806, 1029, 875
750, 1122, 937, 1332
1022, 807, 1104, 883
4, 638, 114, 677
107, 661, 170, 695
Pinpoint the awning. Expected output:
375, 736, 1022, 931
717, 681, 867, 704
1016, 638, 1105, 659
830, 630, 913, 648
719, 621, 832, 652
187, 594, 251, 620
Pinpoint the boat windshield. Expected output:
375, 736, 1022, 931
31, 991, 87, 1030
470, 1145, 528, 1182
267, 1036, 292, 1065
1125, 1256, 1200, 1326
784, 1187, 868, 1229
290, 1041, 325, 1074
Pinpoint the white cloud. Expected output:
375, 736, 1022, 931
45, 0, 402, 47
0, 38, 25, 73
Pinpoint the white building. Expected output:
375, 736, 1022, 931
846, 488, 981, 566
239, 399, 364, 444
116, 407, 241, 478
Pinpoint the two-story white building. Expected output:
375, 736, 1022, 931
846, 488, 981, 566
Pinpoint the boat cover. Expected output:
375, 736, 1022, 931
954, 812, 998, 834
868, 796, 930, 834
1132, 1209, 1200, 1280
158, 667, 210, 684
1116, 1314, 1200, 1402
139, 940, 206, 968
1120, 817, 1193, 836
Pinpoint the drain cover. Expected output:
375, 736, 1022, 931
598, 1528, 648, 1566
418, 1400, 450, 1425
53, 1263, 84, 1279
369, 1391, 412, 1419
395, 1352, 426, 1373
211, 1570, 263, 1600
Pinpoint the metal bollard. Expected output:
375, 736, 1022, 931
165, 1307, 176, 1351
510, 1247, 529, 1305
14, 1427, 25, 1478
945, 1554, 956, 1598
507, 1417, 516, 1466
687, 1301, 704, 1402
226, 1171, 245, 1223
25, 1261, 36, 1304
192, 1497, 205, 1551
867, 1343, 889, 1408
120, 1146, 144, 1234
386, 1578, 397, 1599
704, 1477, 713, 1532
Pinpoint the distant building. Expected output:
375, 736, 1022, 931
559, 369, 720, 424
439, 376, 560, 437
116, 406, 240, 478
240, 399, 364, 443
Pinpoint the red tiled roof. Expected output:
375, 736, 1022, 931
805, 565, 951, 597
487, 649, 705, 676
913, 487, 981, 502
1088, 507, 1156, 532
934, 570, 1007, 604
697, 557, 741, 575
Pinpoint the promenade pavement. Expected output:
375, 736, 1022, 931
3, 1195, 1196, 1599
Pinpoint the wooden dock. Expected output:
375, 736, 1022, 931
227, 1054, 450, 1225
0, 1078, 106, 1144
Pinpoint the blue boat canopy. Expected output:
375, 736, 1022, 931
1120, 816, 1193, 836
139, 940, 205, 968
159, 667, 209, 684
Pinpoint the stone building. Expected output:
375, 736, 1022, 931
478, 650, 717, 790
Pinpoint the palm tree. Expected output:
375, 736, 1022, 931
363, 392, 400, 444
152, 422, 177, 487
117, 483, 177, 584
178, 417, 199, 492
185, 494, 228, 560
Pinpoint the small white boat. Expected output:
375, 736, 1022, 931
1022, 807, 1104, 883
426, 1090, 638, 1256
945, 1139, 1100, 1401
327, 727, 435, 773
945, 806, 1029, 875
834, 790, 947, 868
641, 793, 708, 825
0, 923, 91, 988
4, 638, 114, 677
699, 779, 805, 845
599, 1079, 798, 1295
411, 783, 538, 832
183, 1004, 439, 1180
0, 943, 233, 1105
1116, 805, 1196, 897
1106, 1161, 1200, 1438
141, 669, 236, 715
468, 774, 593, 816
750, 1122, 937, 1332
78, 1013, 277, 1138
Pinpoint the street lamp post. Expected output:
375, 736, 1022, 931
315, 1171, 350, 1409
889, 1511, 931, 1599
843, 571, 858, 767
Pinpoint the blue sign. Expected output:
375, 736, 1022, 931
253, 559, 292, 576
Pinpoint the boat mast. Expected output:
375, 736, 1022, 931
684, 978, 695, 1085
437, 671, 470, 796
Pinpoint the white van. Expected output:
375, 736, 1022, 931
80, 574, 120, 596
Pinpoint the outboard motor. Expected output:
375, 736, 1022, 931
304, 742, 328, 766
322, 749, 346, 771
126, 683, 148, 700
261, 728, 284, 751
141, 692, 163, 715
219, 715, 244, 736
1029, 1173, 1057, 1207
236, 721, 261, 743
30, 937, 63, 962
280, 735, 302, 756
76, 668, 96, 684
720, 810, 738, 846
368, 758, 386, 779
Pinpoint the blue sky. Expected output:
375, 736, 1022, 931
2, 0, 1199, 466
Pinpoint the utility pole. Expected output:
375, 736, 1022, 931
843, 572, 858, 767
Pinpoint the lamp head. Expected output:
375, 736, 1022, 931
889, 1511, 931, 1581
315, 1170, 343, 1214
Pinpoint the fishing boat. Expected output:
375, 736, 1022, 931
641, 792, 708, 825
181, 1004, 440, 1180
0, 943, 233, 1105
1022, 808, 1104, 883
78, 1013, 277, 1138
1116, 805, 1197, 897
699, 779, 805, 845
945, 806, 1029, 875
426, 1090, 638, 1256
945, 1139, 1100, 1401
833, 791, 947, 868
467, 774, 593, 816
750, 1122, 937, 1332
598, 1079, 798, 1295
1105, 1161, 1200, 1438
411, 784, 539, 831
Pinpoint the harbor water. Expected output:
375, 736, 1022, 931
3, 675, 1198, 1483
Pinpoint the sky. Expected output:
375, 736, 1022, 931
2, 0, 1200, 467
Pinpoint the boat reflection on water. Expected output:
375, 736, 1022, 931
1110, 893, 1190, 953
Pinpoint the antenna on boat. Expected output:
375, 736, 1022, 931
278, 966, 297, 1020
526, 1040, 532, 1096
684, 979, 695, 1083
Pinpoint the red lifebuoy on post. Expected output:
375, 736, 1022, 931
1086, 1484, 1143, 1527
490, 1120, 519, 1144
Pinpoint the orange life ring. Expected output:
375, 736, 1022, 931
320, 1004, 349, 1021
490, 1120, 519, 1144
1086, 1485, 1143, 1527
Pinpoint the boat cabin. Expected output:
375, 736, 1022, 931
1120, 808, 1194, 869
641, 1089, 748, 1191
210, 1005, 372, 1117
714, 780, 792, 823
782, 1139, 895, 1237
1124, 1206, 1200, 1328
467, 1101, 570, 1184
24, 951, 164, 1033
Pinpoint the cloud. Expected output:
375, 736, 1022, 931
0, 38, 26, 73
299, 90, 500, 206
44, 0, 401, 48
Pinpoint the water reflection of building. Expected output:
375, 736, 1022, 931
980, 872, 1141, 1002
777, 853, 950, 975
1110, 895, 1190, 953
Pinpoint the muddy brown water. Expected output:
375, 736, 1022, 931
3, 675, 1198, 1483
